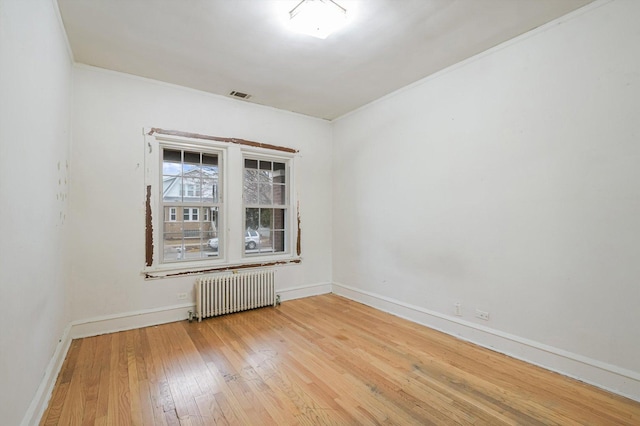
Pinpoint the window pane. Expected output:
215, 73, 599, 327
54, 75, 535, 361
273, 165, 285, 184
202, 153, 218, 166
205, 206, 220, 256
273, 184, 286, 205
162, 162, 182, 176
244, 169, 258, 204
259, 169, 273, 184
260, 208, 273, 229
245, 229, 260, 253
245, 208, 259, 231
162, 232, 184, 262
259, 183, 272, 204
202, 160, 218, 203
163, 149, 181, 162
183, 208, 190, 221
184, 151, 200, 164
273, 208, 285, 230
162, 176, 183, 202
202, 178, 218, 203
273, 230, 285, 252
163, 225, 219, 261
245, 159, 258, 169
259, 160, 272, 171
183, 151, 201, 175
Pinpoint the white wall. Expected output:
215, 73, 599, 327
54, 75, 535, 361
332, 0, 640, 399
0, 0, 73, 424
69, 66, 332, 327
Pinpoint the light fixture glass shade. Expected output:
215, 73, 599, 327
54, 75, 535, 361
289, 0, 347, 39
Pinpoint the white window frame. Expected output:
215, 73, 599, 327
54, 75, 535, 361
168, 207, 176, 222
242, 152, 292, 257
143, 129, 299, 278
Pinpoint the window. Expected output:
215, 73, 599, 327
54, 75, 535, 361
161, 148, 220, 262
185, 184, 201, 197
182, 207, 199, 221
144, 128, 298, 276
243, 158, 288, 255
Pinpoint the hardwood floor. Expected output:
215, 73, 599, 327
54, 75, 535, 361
41, 294, 640, 425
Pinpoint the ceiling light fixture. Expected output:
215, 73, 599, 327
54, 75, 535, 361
288, 0, 347, 39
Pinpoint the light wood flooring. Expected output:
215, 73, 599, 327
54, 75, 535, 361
41, 294, 640, 425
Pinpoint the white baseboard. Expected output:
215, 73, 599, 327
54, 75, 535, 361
21, 324, 72, 426
70, 303, 196, 339
278, 281, 332, 301
332, 281, 640, 402
69, 281, 332, 339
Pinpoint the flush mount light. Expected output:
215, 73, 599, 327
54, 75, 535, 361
288, 0, 347, 39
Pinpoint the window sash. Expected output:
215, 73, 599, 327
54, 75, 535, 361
243, 156, 290, 255
160, 146, 222, 264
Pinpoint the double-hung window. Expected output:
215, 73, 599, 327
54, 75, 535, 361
144, 129, 298, 277
161, 147, 221, 262
243, 158, 288, 255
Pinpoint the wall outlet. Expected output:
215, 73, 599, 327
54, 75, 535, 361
454, 302, 462, 316
177, 292, 188, 300
475, 309, 489, 321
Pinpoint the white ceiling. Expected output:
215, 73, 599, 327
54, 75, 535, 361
57, 0, 594, 120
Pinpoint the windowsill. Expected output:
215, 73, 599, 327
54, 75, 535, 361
142, 255, 302, 279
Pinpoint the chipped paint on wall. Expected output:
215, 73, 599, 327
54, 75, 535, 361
145, 185, 153, 267
57, 159, 69, 226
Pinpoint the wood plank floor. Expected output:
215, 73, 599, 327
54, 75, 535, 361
41, 294, 640, 425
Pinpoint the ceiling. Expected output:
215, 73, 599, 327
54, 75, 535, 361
57, 0, 594, 120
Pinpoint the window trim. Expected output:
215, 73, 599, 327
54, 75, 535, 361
143, 128, 301, 278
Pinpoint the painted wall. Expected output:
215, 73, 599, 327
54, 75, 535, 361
69, 66, 332, 324
0, 0, 73, 424
332, 0, 639, 398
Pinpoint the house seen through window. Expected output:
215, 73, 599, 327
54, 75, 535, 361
162, 148, 220, 262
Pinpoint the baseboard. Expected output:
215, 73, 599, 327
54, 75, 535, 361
69, 281, 331, 338
21, 323, 72, 426
278, 281, 332, 301
70, 303, 196, 339
332, 281, 640, 402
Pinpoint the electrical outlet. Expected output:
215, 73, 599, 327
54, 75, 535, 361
454, 302, 462, 316
177, 292, 188, 300
475, 309, 489, 321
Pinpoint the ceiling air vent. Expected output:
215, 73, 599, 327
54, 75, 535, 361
229, 90, 251, 100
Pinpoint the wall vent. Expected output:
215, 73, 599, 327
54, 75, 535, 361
229, 90, 251, 100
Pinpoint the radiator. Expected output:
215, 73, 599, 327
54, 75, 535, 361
195, 270, 276, 321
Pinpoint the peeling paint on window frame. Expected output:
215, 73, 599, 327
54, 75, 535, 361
143, 128, 302, 278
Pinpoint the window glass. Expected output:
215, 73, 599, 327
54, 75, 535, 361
243, 158, 288, 255
162, 147, 220, 262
